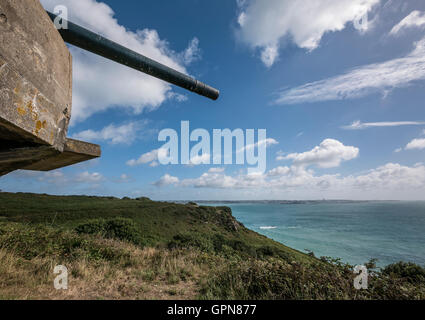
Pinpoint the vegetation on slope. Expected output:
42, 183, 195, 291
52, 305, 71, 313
0, 192, 424, 300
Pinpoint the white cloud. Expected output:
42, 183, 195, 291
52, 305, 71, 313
236, 0, 379, 66
180, 37, 202, 65
180, 172, 242, 189
156, 162, 425, 200
12, 169, 105, 184
72, 121, 147, 145
342, 120, 425, 130
237, 12, 247, 27
146, 136, 425, 199
38, 171, 68, 185
75, 171, 105, 183
406, 138, 425, 150
390, 10, 425, 35
275, 150, 287, 161
114, 174, 131, 183
189, 153, 211, 166
127, 149, 160, 167
238, 138, 279, 153
275, 37, 425, 104
208, 167, 225, 173
267, 166, 291, 177
394, 148, 402, 153
4, 170, 109, 195
260, 45, 279, 68
11, 170, 105, 186
350, 163, 425, 189
153, 174, 179, 187
280, 139, 359, 168
41, 0, 200, 123
149, 161, 159, 168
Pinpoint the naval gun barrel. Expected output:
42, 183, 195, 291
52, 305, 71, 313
46, 11, 219, 101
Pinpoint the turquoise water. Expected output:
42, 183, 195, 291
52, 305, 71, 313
199, 201, 425, 267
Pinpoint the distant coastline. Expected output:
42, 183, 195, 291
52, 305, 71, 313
178, 200, 406, 205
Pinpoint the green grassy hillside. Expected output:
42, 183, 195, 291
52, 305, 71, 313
0, 192, 424, 300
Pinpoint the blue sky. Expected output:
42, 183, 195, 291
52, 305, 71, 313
2, 0, 425, 200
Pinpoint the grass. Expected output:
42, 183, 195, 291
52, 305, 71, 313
0, 192, 424, 300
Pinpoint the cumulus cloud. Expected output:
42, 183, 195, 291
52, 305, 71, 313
342, 120, 425, 130
280, 139, 359, 168
72, 121, 148, 145
180, 172, 242, 189
350, 163, 425, 189
156, 162, 425, 200
208, 168, 225, 173
390, 10, 425, 35
180, 37, 202, 65
260, 45, 279, 68
37, 171, 68, 185
113, 174, 132, 183
275, 37, 425, 104
267, 166, 291, 177
10, 170, 105, 186
147, 137, 425, 198
406, 138, 425, 150
153, 174, 179, 187
189, 153, 211, 166
238, 138, 279, 153
41, 0, 200, 123
74, 171, 105, 183
236, 0, 379, 67
152, 138, 401, 195
127, 149, 161, 167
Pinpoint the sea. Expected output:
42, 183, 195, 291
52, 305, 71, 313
198, 201, 425, 267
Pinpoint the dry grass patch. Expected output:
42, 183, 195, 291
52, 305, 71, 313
0, 240, 207, 300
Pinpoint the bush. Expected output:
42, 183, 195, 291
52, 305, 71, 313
187, 202, 198, 206
136, 197, 152, 202
382, 262, 425, 284
211, 234, 226, 252
75, 218, 142, 245
168, 233, 213, 253
75, 220, 105, 235
0, 223, 133, 264
256, 245, 287, 258
200, 259, 358, 300
168, 232, 259, 258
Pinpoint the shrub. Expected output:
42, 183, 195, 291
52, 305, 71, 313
75, 218, 142, 245
136, 197, 152, 202
382, 262, 425, 284
256, 246, 280, 258
0, 223, 133, 264
75, 219, 105, 235
168, 233, 213, 253
187, 202, 198, 206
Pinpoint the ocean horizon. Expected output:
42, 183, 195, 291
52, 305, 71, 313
195, 200, 425, 267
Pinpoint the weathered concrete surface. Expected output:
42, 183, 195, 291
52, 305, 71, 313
23, 139, 101, 171
0, 0, 101, 176
0, 0, 72, 149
